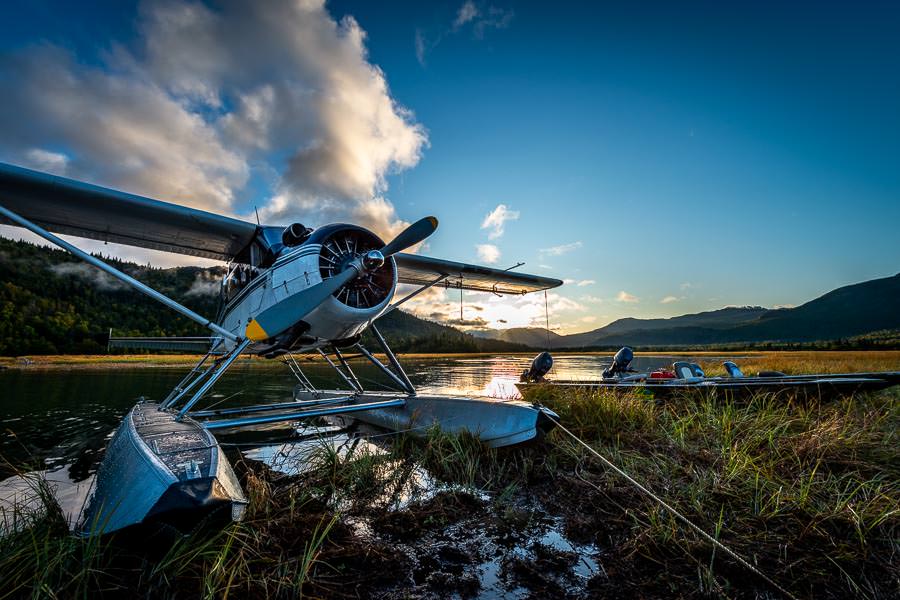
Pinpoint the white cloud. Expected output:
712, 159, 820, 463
480, 204, 519, 240
49, 262, 127, 291
470, 5, 515, 38
414, 29, 427, 66
454, 1, 479, 28
563, 278, 594, 287
23, 149, 70, 175
0, 0, 427, 259
475, 243, 501, 264
660, 295, 681, 304
773, 303, 795, 309
579, 294, 603, 303
185, 270, 224, 297
539, 241, 582, 256
416, 2, 514, 66
617, 290, 639, 303
680, 282, 693, 290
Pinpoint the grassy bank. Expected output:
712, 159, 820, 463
1, 356, 898, 598
3, 349, 899, 371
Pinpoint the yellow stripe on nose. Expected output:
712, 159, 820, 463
245, 319, 269, 342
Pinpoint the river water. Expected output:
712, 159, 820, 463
0, 353, 683, 529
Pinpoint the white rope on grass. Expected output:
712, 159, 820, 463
546, 415, 799, 600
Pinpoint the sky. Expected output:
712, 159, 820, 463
0, 0, 898, 334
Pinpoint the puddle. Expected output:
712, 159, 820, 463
0, 468, 94, 534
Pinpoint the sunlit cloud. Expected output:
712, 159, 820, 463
580, 316, 597, 323
481, 204, 519, 240
579, 294, 603, 303
660, 295, 681, 304
773, 303, 796, 309
475, 243, 501, 264
539, 241, 582, 256
617, 290, 639, 303
403, 289, 585, 331
0, 0, 427, 263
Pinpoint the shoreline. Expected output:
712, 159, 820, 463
2, 349, 899, 371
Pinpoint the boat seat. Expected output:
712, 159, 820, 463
723, 361, 744, 378
673, 361, 695, 379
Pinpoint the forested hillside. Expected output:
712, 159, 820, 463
0, 238, 525, 355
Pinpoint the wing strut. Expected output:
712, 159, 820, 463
0, 203, 240, 343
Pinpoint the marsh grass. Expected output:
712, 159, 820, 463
526, 378, 899, 598
1, 354, 897, 598
0, 459, 346, 599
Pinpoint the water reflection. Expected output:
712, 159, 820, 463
0, 353, 695, 526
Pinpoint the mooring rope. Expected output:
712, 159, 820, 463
545, 415, 799, 600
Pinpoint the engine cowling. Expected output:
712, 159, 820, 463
267, 223, 397, 346
282, 222, 313, 247
315, 225, 396, 309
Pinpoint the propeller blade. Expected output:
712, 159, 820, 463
246, 267, 358, 342
246, 215, 438, 342
380, 216, 438, 258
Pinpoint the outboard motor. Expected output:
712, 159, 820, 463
723, 361, 744, 378
520, 351, 553, 383
601, 346, 634, 378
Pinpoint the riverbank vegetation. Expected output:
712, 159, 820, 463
3, 349, 899, 372
1, 356, 897, 598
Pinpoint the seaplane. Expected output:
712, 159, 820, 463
0, 162, 563, 535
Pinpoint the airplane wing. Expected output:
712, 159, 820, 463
394, 253, 563, 295
0, 162, 258, 262
0, 162, 564, 294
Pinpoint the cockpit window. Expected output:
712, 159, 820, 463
223, 263, 263, 302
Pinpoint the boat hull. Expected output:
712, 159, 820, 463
517, 373, 900, 400
293, 389, 558, 447
80, 402, 247, 535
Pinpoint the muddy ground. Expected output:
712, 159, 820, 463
229, 446, 781, 600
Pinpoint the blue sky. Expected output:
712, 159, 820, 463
1, 1, 898, 333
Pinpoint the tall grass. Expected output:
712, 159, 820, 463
0, 462, 341, 599
1, 354, 897, 598
528, 381, 900, 598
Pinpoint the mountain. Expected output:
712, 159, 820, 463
726, 274, 900, 343
480, 275, 900, 348
4, 235, 896, 354
471, 327, 565, 349
0, 237, 526, 355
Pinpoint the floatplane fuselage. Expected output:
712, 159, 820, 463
0, 163, 563, 535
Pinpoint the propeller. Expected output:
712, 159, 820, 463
245, 216, 438, 342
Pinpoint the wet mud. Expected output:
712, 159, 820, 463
232, 442, 607, 600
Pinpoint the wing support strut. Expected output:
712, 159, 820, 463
0, 203, 240, 343
380, 274, 449, 317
